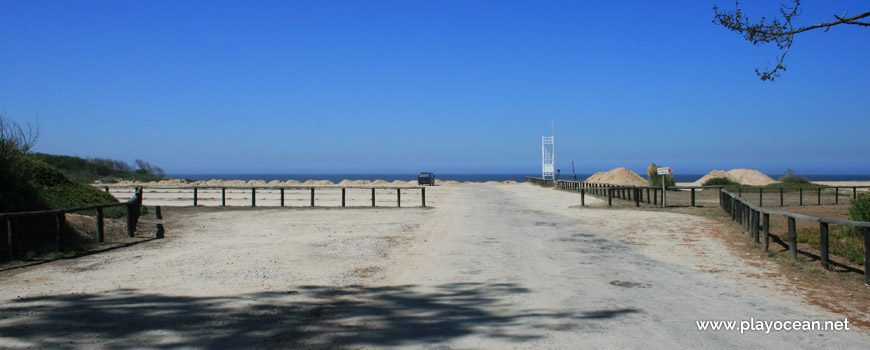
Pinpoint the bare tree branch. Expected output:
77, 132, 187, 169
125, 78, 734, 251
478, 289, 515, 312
0, 112, 40, 155
713, 0, 869, 81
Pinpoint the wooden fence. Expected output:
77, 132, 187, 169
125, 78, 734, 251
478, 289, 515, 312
0, 187, 144, 261
720, 189, 870, 284
525, 177, 870, 283
526, 177, 720, 208
104, 186, 426, 208
734, 186, 870, 207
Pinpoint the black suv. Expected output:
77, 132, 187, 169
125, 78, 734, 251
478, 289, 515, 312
417, 172, 435, 185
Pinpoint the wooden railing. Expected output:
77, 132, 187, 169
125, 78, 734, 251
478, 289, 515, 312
525, 177, 554, 187
526, 177, 870, 283
104, 186, 427, 208
527, 177, 720, 207
0, 187, 144, 261
734, 186, 870, 207
720, 188, 870, 284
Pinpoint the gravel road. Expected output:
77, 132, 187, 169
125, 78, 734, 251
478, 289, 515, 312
0, 184, 866, 349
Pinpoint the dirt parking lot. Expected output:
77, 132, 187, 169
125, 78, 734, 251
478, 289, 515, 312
1, 184, 867, 349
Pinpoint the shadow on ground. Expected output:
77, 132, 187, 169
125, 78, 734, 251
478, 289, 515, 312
0, 282, 638, 349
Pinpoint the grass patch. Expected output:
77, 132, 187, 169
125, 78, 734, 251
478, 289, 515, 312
20, 157, 126, 217
796, 226, 865, 266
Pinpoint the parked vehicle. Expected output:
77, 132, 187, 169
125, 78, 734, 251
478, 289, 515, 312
418, 172, 435, 185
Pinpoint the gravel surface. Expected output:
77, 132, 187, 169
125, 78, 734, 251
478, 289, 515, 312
0, 184, 866, 349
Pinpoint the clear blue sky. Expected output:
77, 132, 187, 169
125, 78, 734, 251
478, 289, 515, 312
2, 1, 868, 175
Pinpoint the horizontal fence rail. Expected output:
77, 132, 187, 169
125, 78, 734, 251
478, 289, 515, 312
720, 189, 870, 284
733, 186, 870, 207
1, 187, 144, 261
526, 177, 721, 208
102, 186, 427, 208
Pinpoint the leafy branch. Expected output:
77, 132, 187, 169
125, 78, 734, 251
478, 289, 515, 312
713, 1, 869, 81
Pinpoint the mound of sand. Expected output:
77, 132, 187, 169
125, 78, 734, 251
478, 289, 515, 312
726, 169, 776, 186
692, 169, 777, 186
302, 179, 334, 186
585, 168, 648, 186
692, 170, 735, 186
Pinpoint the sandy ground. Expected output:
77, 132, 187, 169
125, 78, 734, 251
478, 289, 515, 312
0, 184, 867, 349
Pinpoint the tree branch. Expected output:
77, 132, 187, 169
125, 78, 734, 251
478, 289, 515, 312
713, 0, 869, 81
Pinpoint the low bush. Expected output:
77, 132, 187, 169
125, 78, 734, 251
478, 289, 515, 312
701, 177, 739, 186
779, 168, 812, 184
647, 162, 675, 188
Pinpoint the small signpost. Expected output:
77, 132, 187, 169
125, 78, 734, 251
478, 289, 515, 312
656, 167, 672, 208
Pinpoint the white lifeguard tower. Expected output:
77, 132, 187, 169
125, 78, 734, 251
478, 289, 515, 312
542, 134, 554, 180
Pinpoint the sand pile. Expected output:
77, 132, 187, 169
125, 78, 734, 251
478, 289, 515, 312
585, 168, 648, 186
692, 169, 776, 186
692, 170, 734, 186
726, 169, 776, 186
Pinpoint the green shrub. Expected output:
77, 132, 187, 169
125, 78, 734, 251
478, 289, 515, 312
779, 168, 811, 184
830, 193, 870, 265
647, 162, 675, 188
701, 177, 738, 186
848, 193, 870, 222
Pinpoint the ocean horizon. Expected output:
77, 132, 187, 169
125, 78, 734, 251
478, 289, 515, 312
168, 173, 870, 183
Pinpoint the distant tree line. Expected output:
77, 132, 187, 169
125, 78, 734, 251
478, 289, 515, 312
30, 154, 165, 178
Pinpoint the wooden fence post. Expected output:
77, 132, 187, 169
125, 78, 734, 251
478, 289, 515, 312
580, 187, 585, 207
864, 227, 869, 285
780, 188, 784, 207
194, 187, 198, 206
422, 187, 426, 207
691, 188, 696, 207
251, 188, 256, 207
817, 188, 821, 205
788, 217, 797, 260
280, 188, 285, 207
854, 187, 858, 199
820, 222, 830, 270
97, 207, 105, 243
758, 188, 763, 207
799, 188, 803, 206
762, 213, 770, 252
310, 188, 315, 207
653, 188, 657, 206
835, 187, 839, 205
126, 204, 135, 237
635, 188, 640, 207
371, 188, 376, 207
607, 188, 612, 207
222, 188, 226, 207
744, 205, 751, 232
646, 188, 651, 204
397, 188, 401, 207
342, 188, 346, 207
751, 210, 759, 243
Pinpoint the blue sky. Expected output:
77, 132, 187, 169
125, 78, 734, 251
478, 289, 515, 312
2, 1, 868, 175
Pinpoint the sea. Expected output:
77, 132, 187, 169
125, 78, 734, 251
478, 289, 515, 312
168, 173, 870, 183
